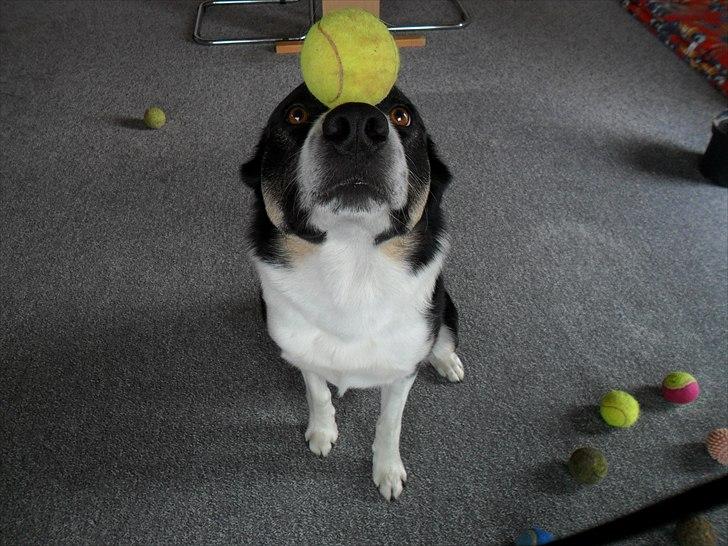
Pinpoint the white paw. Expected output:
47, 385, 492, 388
305, 422, 338, 457
372, 454, 407, 500
430, 352, 465, 382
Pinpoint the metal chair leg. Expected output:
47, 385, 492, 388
193, 0, 470, 46
388, 0, 471, 32
193, 0, 316, 46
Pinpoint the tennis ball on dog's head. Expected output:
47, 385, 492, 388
599, 390, 640, 428
300, 8, 399, 108
662, 371, 700, 404
144, 106, 166, 129
568, 447, 608, 484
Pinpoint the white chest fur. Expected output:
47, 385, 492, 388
253, 231, 447, 393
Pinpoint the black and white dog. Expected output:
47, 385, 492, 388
242, 83, 462, 500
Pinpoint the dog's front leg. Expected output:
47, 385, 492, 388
372, 372, 417, 500
301, 370, 338, 457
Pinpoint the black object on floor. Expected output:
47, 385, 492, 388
700, 111, 728, 187
550, 474, 728, 545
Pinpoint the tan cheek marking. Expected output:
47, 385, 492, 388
380, 232, 418, 263
407, 182, 430, 229
262, 188, 285, 228
282, 234, 317, 263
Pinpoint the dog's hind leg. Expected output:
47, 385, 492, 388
302, 370, 338, 457
427, 290, 464, 382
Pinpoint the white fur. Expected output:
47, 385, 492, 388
253, 225, 448, 394
372, 373, 416, 500
302, 370, 338, 457
428, 324, 465, 382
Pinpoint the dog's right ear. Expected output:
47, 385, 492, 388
241, 131, 267, 190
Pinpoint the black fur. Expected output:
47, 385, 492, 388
443, 288, 459, 347
403, 138, 452, 272
241, 85, 328, 266
242, 83, 458, 347
242, 138, 327, 266
428, 276, 459, 348
372, 138, 451, 274
258, 291, 267, 324
243, 144, 285, 265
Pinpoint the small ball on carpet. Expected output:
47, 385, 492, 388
567, 447, 608, 484
144, 106, 166, 129
706, 428, 728, 465
599, 390, 640, 428
515, 526, 554, 545
674, 515, 717, 546
661, 371, 700, 404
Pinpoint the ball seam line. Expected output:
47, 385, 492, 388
602, 404, 628, 426
316, 21, 343, 104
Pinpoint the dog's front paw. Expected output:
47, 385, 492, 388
305, 422, 338, 457
372, 453, 407, 500
429, 351, 465, 383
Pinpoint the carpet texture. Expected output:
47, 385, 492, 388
1, 1, 727, 544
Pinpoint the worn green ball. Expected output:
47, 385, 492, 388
675, 516, 717, 546
568, 447, 608, 484
144, 106, 166, 129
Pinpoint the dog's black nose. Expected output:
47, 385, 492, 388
322, 103, 389, 154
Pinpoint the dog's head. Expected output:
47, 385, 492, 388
242, 83, 450, 242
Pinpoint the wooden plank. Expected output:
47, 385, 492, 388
393, 35, 426, 49
322, 0, 380, 16
275, 35, 426, 55
275, 40, 306, 55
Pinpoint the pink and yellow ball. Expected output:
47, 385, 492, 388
661, 372, 700, 404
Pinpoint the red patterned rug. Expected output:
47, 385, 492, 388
622, 0, 728, 96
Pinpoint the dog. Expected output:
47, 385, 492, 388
242, 83, 462, 500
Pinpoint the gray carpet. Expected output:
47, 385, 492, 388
1, 0, 727, 544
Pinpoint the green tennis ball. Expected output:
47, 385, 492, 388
568, 447, 608, 484
599, 390, 640, 428
675, 516, 717, 546
144, 106, 166, 129
300, 8, 400, 108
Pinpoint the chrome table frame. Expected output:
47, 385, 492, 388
193, 0, 470, 46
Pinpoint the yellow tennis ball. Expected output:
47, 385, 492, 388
144, 106, 166, 129
599, 390, 640, 428
300, 8, 400, 108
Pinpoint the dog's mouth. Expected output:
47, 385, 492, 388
314, 174, 388, 208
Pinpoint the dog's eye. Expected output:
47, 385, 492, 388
286, 106, 309, 125
389, 106, 411, 127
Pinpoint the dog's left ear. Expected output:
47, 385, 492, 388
427, 136, 452, 194
241, 130, 267, 190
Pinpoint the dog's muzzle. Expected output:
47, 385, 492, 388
315, 103, 391, 207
